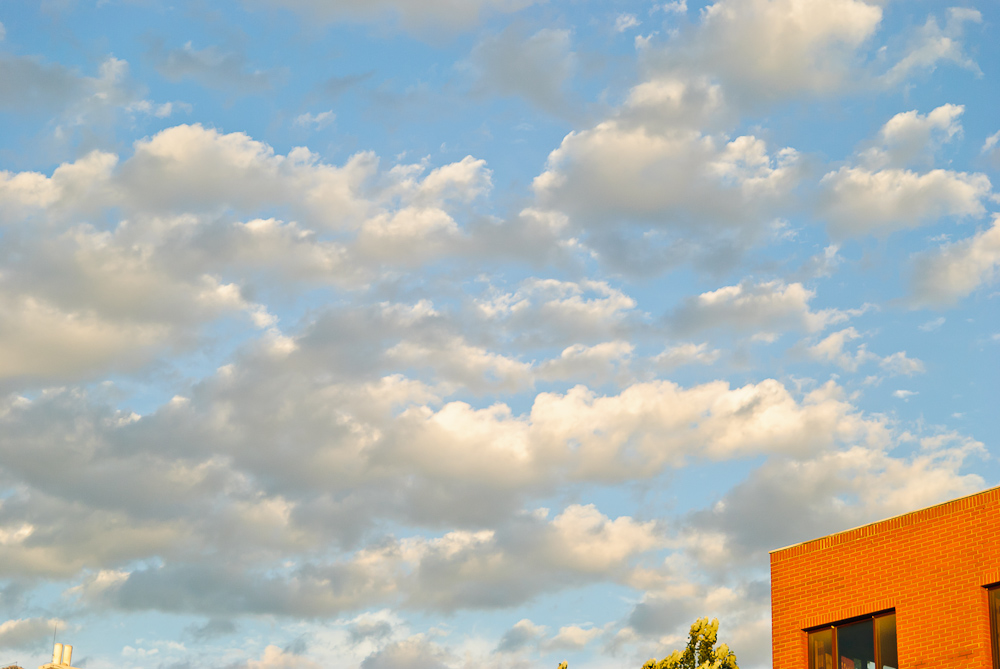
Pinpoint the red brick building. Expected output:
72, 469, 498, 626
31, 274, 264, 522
770, 485, 1000, 669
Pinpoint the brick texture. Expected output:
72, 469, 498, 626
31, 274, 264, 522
770, 486, 1000, 669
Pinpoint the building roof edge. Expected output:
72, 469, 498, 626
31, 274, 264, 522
768, 483, 1000, 558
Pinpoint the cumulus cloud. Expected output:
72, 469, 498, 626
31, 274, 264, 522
0, 124, 507, 384
248, 645, 322, 669
360, 636, 452, 669
650, 0, 883, 102
860, 104, 965, 169
680, 430, 984, 569
654, 342, 722, 369
0, 54, 159, 138
817, 103, 992, 238
820, 166, 990, 238
806, 328, 924, 376
68, 505, 661, 616
534, 125, 799, 230
668, 279, 858, 337
495, 619, 546, 653
543, 624, 602, 651
468, 27, 576, 116
910, 215, 1000, 306
0, 618, 66, 649
537, 340, 634, 384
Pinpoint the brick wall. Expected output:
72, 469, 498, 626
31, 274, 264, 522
770, 486, 1000, 669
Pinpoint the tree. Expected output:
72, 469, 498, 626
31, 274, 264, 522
641, 618, 739, 669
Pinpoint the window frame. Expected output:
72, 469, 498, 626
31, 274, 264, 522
805, 610, 896, 669
989, 585, 1000, 669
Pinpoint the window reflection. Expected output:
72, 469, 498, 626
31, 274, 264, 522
809, 628, 833, 669
876, 614, 897, 669
838, 619, 875, 669
807, 613, 897, 669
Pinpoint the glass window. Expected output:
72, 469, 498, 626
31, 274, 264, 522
875, 614, 897, 669
809, 628, 833, 669
838, 619, 875, 669
808, 613, 896, 669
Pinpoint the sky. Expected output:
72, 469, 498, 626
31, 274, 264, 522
0, 0, 997, 668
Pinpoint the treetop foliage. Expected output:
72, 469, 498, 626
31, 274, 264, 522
641, 617, 740, 669
554, 617, 738, 669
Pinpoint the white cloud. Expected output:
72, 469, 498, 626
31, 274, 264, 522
806, 328, 924, 376
984, 131, 1000, 155
615, 14, 640, 33
662, 0, 883, 101
468, 27, 575, 116
820, 166, 990, 238
537, 340, 634, 383
542, 624, 602, 651
669, 279, 857, 336
0, 617, 66, 649
681, 429, 984, 568
806, 327, 875, 371
892, 389, 917, 399
495, 619, 546, 653
534, 125, 799, 231
882, 8, 983, 85
294, 110, 336, 129
910, 215, 1000, 306
860, 104, 964, 169
918, 317, 945, 332
653, 342, 721, 368
248, 645, 323, 669
878, 351, 925, 376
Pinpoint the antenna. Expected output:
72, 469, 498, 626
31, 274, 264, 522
52, 624, 57, 647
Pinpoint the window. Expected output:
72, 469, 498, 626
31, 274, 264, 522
807, 613, 897, 669
990, 586, 1000, 669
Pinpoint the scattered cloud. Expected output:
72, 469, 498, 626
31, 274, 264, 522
615, 14, 640, 33
152, 41, 283, 93
293, 110, 336, 129
247, 0, 542, 34
910, 215, 1000, 306
468, 27, 576, 116
881, 8, 983, 85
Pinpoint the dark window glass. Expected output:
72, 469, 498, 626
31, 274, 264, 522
990, 587, 1000, 669
875, 614, 897, 669
807, 613, 897, 669
838, 619, 875, 669
809, 628, 834, 669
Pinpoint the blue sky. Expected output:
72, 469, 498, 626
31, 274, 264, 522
0, 1, 997, 668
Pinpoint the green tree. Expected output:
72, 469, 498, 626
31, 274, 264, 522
641, 618, 739, 669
